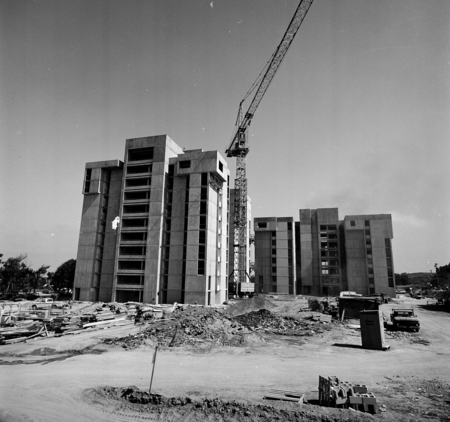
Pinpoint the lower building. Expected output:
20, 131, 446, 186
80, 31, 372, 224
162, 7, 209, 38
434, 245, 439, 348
73, 135, 230, 305
255, 208, 396, 297
342, 214, 395, 297
254, 217, 296, 294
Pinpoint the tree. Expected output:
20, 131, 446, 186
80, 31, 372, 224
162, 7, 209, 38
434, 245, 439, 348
395, 272, 409, 286
0, 254, 51, 298
50, 259, 76, 294
0, 254, 28, 297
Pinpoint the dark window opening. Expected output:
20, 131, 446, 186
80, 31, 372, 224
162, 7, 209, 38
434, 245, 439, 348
179, 160, 191, 169
125, 177, 151, 188
120, 232, 147, 242
117, 275, 144, 285
198, 260, 205, 275
218, 161, 223, 172
118, 260, 145, 270
128, 147, 154, 162
258, 222, 267, 228
121, 218, 148, 228
124, 191, 150, 201
119, 246, 146, 256
123, 204, 149, 214
350, 220, 355, 227
198, 245, 206, 259
365, 220, 370, 227
127, 164, 152, 175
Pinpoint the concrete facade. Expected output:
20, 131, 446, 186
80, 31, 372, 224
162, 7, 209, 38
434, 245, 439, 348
74, 160, 123, 302
342, 214, 395, 297
74, 135, 230, 305
254, 217, 295, 294
294, 208, 396, 297
296, 208, 342, 297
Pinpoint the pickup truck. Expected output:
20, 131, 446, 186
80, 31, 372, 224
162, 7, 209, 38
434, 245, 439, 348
390, 308, 420, 332
30, 298, 54, 310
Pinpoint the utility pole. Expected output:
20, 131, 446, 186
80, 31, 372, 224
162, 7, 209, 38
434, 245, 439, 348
434, 263, 439, 289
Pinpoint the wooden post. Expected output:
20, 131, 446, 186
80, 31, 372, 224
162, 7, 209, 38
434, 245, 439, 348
149, 344, 158, 394
340, 308, 346, 322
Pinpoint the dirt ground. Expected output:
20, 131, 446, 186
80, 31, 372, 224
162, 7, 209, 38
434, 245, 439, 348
0, 294, 449, 422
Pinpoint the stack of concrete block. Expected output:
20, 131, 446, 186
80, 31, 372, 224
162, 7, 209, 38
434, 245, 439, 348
319, 376, 377, 414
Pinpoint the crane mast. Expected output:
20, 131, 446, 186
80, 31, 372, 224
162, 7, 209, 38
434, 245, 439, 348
226, 0, 314, 295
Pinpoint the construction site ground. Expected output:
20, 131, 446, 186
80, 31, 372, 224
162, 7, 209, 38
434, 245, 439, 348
0, 294, 449, 422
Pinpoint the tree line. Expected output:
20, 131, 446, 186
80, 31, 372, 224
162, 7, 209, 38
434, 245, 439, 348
395, 262, 450, 288
0, 254, 76, 299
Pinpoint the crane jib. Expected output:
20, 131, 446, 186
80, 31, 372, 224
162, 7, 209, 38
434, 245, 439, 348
226, 0, 314, 156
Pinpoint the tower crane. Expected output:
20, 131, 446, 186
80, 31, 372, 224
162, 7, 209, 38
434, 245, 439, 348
226, 0, 314, 295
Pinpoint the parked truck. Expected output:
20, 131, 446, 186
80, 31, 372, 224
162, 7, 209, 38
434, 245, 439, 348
390, 308, 420, 332
239, 282, 255, 298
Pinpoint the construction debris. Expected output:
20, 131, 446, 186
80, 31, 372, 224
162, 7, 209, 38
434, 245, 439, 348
231, 308, 330, 336
102, 306, 258, 349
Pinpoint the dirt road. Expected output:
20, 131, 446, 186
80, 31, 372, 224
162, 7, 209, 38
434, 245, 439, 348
0, 295, 449, 421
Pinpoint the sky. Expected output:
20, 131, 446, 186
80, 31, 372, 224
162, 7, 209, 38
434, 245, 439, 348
0, 0, 449, 274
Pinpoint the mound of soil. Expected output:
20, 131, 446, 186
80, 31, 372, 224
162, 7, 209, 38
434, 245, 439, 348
232, 308, 331, 336
84, 386, 376, 422
102, 306, 263, 350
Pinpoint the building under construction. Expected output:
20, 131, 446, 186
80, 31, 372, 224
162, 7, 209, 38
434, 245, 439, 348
254, 208, 395, 298
73, 135, 230, 305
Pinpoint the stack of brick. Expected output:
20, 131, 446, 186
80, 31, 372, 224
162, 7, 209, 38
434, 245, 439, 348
318, 376, 377, 414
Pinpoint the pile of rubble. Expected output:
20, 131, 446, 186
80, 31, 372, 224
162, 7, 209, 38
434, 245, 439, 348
103, 306, 259, 349
231, 308, 329, 336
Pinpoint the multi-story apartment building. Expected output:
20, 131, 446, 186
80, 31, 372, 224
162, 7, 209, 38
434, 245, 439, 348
294, 208, 395, 297
342, 214, 395, 297
254, 217, 296, 294
296, 208, 342, 297
73, 135, 230, 305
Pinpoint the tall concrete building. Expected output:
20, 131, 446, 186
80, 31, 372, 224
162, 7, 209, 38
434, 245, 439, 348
342, 214, 395, 297
296, 208, 342, 297
254, 217, 296, 294
74, 135, 230, 305
295, 208, 395, 297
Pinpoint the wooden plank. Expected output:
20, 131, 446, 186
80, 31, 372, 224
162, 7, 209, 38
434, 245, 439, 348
82, 316, 127, 328
268, 389, 303, 398
264, 393, 304, 403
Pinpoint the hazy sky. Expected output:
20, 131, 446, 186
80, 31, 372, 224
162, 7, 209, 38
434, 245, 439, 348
1, 0, 449, 273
